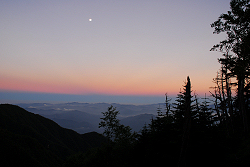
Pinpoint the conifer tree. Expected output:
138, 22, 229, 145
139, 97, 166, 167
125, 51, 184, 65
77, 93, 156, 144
165, 93, 172, 117
178, 76, 193, 167
173, 89, 186, 126
196, 94, 214, 128
173, 77, 196, 126
211, 0, 250, 133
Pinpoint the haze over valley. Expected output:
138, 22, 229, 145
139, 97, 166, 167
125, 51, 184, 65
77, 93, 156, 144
18, 102, 158, 133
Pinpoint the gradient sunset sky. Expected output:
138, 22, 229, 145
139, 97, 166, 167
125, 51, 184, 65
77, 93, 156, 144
0, 0, 231, 103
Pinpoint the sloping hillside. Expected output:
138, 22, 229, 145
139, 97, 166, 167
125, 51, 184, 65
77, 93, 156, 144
0, 104, 107, 166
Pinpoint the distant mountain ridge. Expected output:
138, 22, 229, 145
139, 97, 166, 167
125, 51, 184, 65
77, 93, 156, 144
18, 102, 158, 133
0, 104, 108, 166
121, 114, 156, 132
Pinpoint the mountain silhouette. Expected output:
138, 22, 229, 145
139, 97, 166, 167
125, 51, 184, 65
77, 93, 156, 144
0, 104, 107, 166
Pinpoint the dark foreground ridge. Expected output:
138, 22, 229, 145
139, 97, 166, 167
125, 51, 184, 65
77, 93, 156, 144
0, 104, 108, 167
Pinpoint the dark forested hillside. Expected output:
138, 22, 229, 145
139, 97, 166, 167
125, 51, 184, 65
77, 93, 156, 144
64, 77, 250, 167
0, 104, 107, 167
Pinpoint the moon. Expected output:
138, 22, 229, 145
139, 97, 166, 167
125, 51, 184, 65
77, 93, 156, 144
89, 18, 92, 22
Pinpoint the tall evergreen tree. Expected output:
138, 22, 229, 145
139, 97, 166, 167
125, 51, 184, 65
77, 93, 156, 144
178, 76, 193, 167
211, 0, 250, 133
173, 77, 196, 126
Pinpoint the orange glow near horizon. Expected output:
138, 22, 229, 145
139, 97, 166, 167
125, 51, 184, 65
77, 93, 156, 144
0, 0, 231, 102
0, 74, 213, 97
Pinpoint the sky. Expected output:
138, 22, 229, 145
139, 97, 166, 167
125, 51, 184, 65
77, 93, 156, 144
0, 0, 231, 103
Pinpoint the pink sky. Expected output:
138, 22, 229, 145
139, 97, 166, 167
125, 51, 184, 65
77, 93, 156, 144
0, 0, 231, 101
